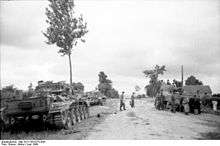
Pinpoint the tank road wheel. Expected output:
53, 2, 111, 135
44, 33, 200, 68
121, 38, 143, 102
80, 105, 85, 120
82, 105, 87, 119
64, 112, 72, 130
42, 114, 47, 123
80, 105, 84, 120
9, 117, 16, 134
81, 105, 85, 119
10, 117, 16, 125
76, 106, 81, 123
42, 114, 47, 130
60, 111, 68, 128
85, 105, 89, 119
71, 109, 77, 125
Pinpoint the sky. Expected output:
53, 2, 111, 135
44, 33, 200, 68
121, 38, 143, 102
1, 0, 220, 94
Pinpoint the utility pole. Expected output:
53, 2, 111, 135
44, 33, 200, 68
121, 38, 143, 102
181, 65, 184, 87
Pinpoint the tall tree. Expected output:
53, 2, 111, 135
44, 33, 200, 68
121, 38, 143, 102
97, 72, 119, 98
185, 75, 203, 86
143, 65, 166, 97
135, 85, 141, 92
43, 0, 88, 85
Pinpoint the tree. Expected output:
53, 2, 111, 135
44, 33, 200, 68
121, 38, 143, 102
135, 85, 141, 92
98, 71, 112, 84
97, 71, 119, 98
72, 82, 84, 94
43, 0, 88, 85
185, 75, 203, 86
98, 72, 112, 95
143, 65, 166, 97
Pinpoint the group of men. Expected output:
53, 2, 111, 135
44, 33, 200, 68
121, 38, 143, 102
119, 92, 135, 111
155, 90, 205, 115
118, 90, 218, 114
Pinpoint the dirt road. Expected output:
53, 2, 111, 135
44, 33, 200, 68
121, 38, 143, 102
85, 99, 220, 140
2, 98, 220, 140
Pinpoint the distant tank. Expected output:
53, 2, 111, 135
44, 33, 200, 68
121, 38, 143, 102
4, 81, 89, 130
85, 91, 106, 106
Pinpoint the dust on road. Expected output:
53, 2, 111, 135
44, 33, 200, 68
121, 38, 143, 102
85, 99, 220, 140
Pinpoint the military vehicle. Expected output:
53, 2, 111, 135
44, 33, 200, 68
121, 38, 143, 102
158, 84, 213, 112
157, 83, 185, 111
3, 81, 89, 130
85, 91, 106, 106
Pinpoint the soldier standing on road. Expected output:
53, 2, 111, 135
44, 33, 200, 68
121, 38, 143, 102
120, 91, 126, 111
212, 99, 218, 112
155, 92, 160, 110
170, 91, 176, 113
182, 97, 190, 115
130, 92, 135, 108
195, 90, 201, 114
159, 90, 165, 110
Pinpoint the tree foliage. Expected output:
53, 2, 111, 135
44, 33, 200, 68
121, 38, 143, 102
43, 0, 88, 84
185, 75, 203, 86
135, 85, 141, 92
1, 85, 23, 100
72, 82, 84, 93
97, 72, 119, 98
143, 65, 166, 97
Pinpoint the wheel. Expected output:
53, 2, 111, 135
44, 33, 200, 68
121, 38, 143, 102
71, 109, 77, 125
81, 105, 86, 120
84, 106, 89, 119
64, 112, 72, 129
60, 111, 67, 128
42, 114, 47, 123
10, 117, 16, 125
79, 105, 83, 120
82, 105, 86, 119
76, 106, 81, 122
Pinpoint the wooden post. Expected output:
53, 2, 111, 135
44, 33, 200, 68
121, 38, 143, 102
181, 65, 184, 87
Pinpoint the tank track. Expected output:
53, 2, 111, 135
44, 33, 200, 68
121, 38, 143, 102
52, 103, 89, 129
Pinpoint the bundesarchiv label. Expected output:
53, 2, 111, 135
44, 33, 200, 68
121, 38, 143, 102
1, 140, 46, 146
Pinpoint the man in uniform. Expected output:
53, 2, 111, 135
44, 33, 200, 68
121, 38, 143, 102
130, 92, 135, 108
182, 97, 190, 115
155, 92, 160, 110
120, 91, 126, 111
195, 90, 201, 114
159, 90, 165, 110
170, 91, 176, 113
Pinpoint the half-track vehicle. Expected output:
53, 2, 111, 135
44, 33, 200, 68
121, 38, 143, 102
157, 84, 212, 112
156, 83, 185, 111
4, 81, 89, 130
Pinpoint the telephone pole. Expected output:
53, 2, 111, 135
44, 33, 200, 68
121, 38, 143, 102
181, 65, 184, 87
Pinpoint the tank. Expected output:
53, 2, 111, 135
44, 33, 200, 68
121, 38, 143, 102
4, 81, 89, 130
85, 91, 106, 106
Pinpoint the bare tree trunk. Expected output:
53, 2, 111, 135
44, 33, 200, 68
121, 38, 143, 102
68, 53, 73, 85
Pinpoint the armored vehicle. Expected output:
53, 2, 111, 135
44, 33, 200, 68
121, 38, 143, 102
158, 84, 213, 112
4, 81, 89, 130
157, 83, 185, 111
85, 91, 106, 106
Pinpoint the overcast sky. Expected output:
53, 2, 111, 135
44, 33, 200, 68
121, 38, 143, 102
1, 0, 220, 94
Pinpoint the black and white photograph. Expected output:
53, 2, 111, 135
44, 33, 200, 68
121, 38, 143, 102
0, 0, 220, 141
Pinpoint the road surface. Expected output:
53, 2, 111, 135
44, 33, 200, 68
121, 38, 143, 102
85, 99, 220, 140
